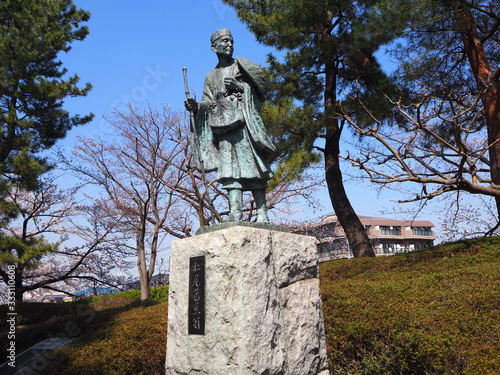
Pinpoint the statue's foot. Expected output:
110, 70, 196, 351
227, 211, 242, 222
256, 211, 270, 223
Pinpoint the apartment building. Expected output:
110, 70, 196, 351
294, 215, 436, 262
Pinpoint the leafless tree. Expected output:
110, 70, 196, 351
432, 193, 499, 242
343, 91, 493, 195
340, 88, 500, 233
342, 0, 500, 234
0, 175, 125, 301
65, 104, 323, 299
66, 105, 204, 300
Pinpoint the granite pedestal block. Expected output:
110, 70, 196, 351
165, 225, 329, 375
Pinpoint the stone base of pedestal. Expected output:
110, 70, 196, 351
165, 225, 330, 375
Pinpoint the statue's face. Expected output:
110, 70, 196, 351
212, 35, 234, 58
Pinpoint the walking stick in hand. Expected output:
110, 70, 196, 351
183, 67, 218, 223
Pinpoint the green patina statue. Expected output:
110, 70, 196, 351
185, 28, 276, 223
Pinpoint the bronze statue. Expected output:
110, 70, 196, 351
185, 28, 276, 223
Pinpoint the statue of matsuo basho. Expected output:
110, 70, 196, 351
185, 28, 276, 223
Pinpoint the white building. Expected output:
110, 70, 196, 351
294, 215, 436, 262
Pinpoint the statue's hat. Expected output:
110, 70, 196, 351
210, 28, 232, 44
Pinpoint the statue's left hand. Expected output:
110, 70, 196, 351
224, 77, 244, 93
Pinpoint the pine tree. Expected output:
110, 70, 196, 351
385, 0, 500, 223
0, 0, 92, 300
223, 0, 404, 257
0, 0, 93, 220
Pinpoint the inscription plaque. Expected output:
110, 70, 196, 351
188, 255, 205, 335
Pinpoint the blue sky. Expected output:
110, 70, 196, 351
62, 1, 272, 140
58, 0, 460, 240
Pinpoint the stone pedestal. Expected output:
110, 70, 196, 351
165, 225, 329, 375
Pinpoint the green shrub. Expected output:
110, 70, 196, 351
0, 303, 98, 354
43, 301, 168, 375
89, 286, 168, 310
320, 236, 500, 374
5, 237, 499, 374
112, 289, 142, 299
0, 302, 83, 328
91, 295, 137, 311
149, 286, 169, 302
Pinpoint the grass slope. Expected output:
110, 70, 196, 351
46, 300, 167, 375
2, 237, 499, 374
320, 236, 500, 374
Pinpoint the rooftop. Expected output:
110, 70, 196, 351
305, 215, 434, 228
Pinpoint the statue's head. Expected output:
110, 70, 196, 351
210, 28, 232, 45
210, 28, 234, 58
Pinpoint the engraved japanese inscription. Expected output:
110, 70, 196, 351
188, 256, 206, 335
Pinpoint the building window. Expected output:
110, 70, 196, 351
414, 243, 428, 250
382, 243, 407, 253
380, 226, 402, 236
383, 243, 393, 253
412, 227, 433, 236
319, 242, 344, 257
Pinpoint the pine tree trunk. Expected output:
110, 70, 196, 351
451, 0, 500, 221
324, 61, 375, 258
324, 125, 375, 258
15, 268, 24, 303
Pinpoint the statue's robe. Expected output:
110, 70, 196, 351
191, 57, 276, 190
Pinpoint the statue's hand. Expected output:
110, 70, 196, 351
224, 77, 244, 93
184, 98, 198, 113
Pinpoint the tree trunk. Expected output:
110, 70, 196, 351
136, 230, 150, 300
324, 61, 375, 258
137, 249, 150, 300
148, 222, 160, 288
451, 1, 500, 220
324, 127, 375, 258
15, 267, 24, 303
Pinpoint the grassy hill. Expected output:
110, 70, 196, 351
320, 236, 499, 374
1, 237, 499, 374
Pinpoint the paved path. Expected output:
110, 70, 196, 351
0, 337, 74, 375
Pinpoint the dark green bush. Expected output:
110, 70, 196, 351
0, 302, 83, 328
320, 236, 500, 374
149, 286, 169, 302
111, 289, 142, 300
4, 237, 499, 374
0, 303, 98, 354
90, 286, 168, 310
43, 301, 167, 375
91, 295, 137, 311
